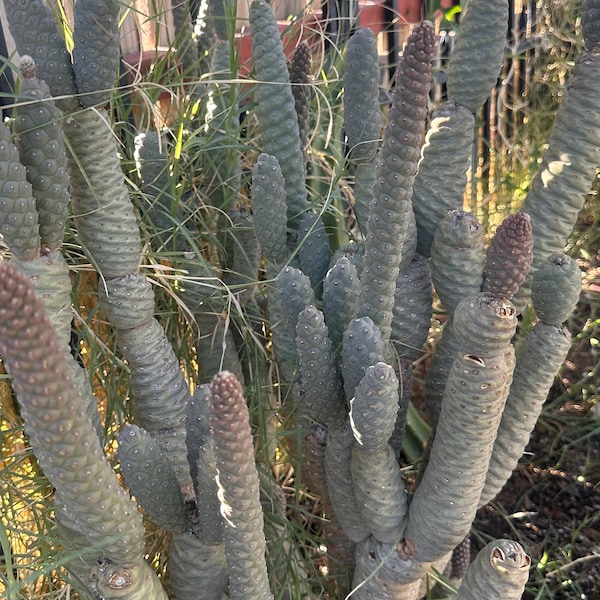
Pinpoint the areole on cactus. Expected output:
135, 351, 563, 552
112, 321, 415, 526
0, 0, 594, 599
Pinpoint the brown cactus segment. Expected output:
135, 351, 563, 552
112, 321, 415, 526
483, 213, 533, 301
209, 371, 273, 600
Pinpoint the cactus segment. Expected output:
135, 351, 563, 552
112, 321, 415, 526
452, 293, 518, 357
171, 0, 200, 75
515, 48, 600, 309
117, 425, 187, 534
186, 384, 212, 487
72, 0, 121, 107
413, 102, 475, 257
483, 213, 533, 302
322, 256, 360, 354
298, 211, 331, 298
14, 56, 70, 251
295, 305, 346, 428
0, 261, 145, 566
405, 349, 514, 563
353, 160, 377, 235
355, 22, 435, 342
430, 210, 485, 315
195, 438, 225, 544
343, 28, 383, 164
63, 108, 141, 279
250, 0, 308, 231
209, 371, 274, 600
455, 540, 530, 600
289, 41, 312, 163
582, 0, 600, 49
532, 253, 582, 325
92, 558, 169, 599
169, 531, 228, 600
341, 316, 386, 403
446, 0, 509, 114
325, 420, 370, 543
4, 0, 79, 113
98, 272, 155, 330
251, 153, 289, 265
0, 122, 40, 261
391, 254, 433, 361
116, 318, 193, 494
480, 322, 572, 506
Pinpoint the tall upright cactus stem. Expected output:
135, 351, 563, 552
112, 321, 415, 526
446, 0, 509, 114
4, 0, 79, 113
404, 293, 517, 572
289, 41, 312, 165
14, 56, 70, 252
412, 102, 474, 257
209, 371, 274, 600
250, 0, 308, 231
297, 211, 331, 298
514, 47, 600, 310
582, 0, 600, 49
0, 262, 149, 574
72, 0, 121, 108
63, 108, 141, 280
354, 22, 435, 343
455, 540, 530, 600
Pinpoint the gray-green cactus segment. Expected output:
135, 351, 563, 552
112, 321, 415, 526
515, 47, 600, 310
295, 305, 346, 428
354, 21, 435, 343
532, 253, 582, 326
341, 316, 386, 403
4, 0, 79, 113
72, 0, 121, 108
479, 322, 572, 506
343, 28, 382, 164
92, 558, 169, 600
98, 272, 155, 330
412, 102, 474, 257
0, 122, 40, 261
117, 424, 187, 534
405, 348, 514, 565
251, 153, 289, 265
13, 56, 70, 251
582, 0, 600, 49
249, 0, 308, 231
209, 371, 274, 600
322, 256, 360, 354
169, 531, 228, 600
353, 160, 377, 236
289, 41, 312, 165
350, 363, 407, 543
186, 384, 212, 487
116, 318, 193, 496
446, 0, 509, 114
482, 213, 533, 302
455, 539, 530, 600
195, 438, 225, 544
298, 211, 331, 299
325, 420, 370, 543
0, 262, 145, 567
171, 0, 199, 75
63, 108, 141, 279
391, 253, 433, 361
430, 210, 485, 315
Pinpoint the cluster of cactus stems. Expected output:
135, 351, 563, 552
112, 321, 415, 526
0, 0, 595, 598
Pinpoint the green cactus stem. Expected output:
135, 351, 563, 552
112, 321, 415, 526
455, 539, 530, 600
72, 0, 121, 107
531, 253, 583, 326
171, 0, 200, 76
289, 41, 312, 165
251, 153, 289, 266
14, 56, 70, 252
354, 21, 435, 343
297, 211, 331, 299
0, 122, 40, 261
63, 108, 141, 279
515, 47, 600, 310
92, 558, 169, 600
250, 0, 308, 231
343, 28, 382, 165
446, 0, 509, 114
482, 212, 533, 302
209, 371, 274, 600
0, 261, 147, 569
4, 0, 79, 113
582, 0, 600, 49
412, 102, 474, 257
